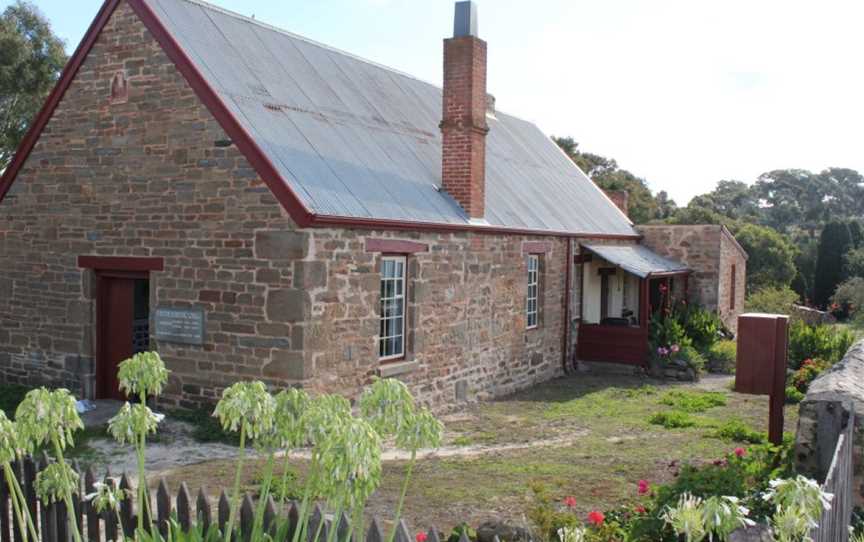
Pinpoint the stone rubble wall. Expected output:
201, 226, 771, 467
795, 340, 864, 506
637, 225, 747, 333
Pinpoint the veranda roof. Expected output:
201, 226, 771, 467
582, 244, 690, 278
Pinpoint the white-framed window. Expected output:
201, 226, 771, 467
379, 256, 407, 360
527, 254, 539, 329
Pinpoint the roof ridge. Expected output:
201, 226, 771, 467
165, 0, 536, 123
167, 0, 441, 88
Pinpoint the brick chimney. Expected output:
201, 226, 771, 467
441, 1, 488, 220
604, 190, 630, 218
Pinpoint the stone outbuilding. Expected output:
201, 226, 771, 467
0, 0, 746, 408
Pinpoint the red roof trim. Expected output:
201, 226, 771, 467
0, 0, 123, 204
125, 0, 314, 228
0, 0, 643, 242
365, 238, 429, 254
78, 255, 165, 271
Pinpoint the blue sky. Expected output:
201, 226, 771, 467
7, 0, 864, 204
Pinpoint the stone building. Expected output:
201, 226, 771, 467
638, 225, 748, 333
0, 0, 746, 408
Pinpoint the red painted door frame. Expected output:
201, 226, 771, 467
95, 272, 139, 400
81, 256, 161, 400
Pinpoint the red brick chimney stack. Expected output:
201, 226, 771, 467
441, 1, 488, 220
604, 190, 630, 218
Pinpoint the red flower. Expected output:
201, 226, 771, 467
634, 505, 647, 515
587, 511, 605, 526
637, 480, 650, 495
734, 447, 746, 458
563, 496, 577, 509
416, 533, 428, 542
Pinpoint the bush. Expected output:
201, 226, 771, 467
785, 386, 805, 404
745, 286, 799, 316
676, 304, 723, 352
707, 340, 737, 373
0, 384, 31, 417
677, 344, 706, 373
788, 321, 856, 369
649, 411, 697, 429
833, 277, 864, 319
712, 419, 766, 444
652, 441, 794, 521
659, 390, 726, 412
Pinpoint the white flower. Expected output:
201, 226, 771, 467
557, 526, 586, 542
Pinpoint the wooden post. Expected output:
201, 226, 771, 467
735, 313, 789, 446
639, 277, 649, 330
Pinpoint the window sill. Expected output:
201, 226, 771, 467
377, 359, 419, 378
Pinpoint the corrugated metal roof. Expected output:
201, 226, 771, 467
145, 0, 637, 236
583, 244, 690, 278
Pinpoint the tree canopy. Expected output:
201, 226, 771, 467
0, 1, 66, 171
553, 136, 671, 224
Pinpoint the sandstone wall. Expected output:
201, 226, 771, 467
637, 225, 747, 332
0, 2, 304, 407
294, 230, 569, 407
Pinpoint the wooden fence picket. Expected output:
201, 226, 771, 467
285, 501, 299, 542
217, 491, 230, 534
262, 496, 277, 536
366, 518, 384, 542
196, 488, 211, 531
83, 467, 99, 542
176, 482, 192, 532
118, 473, 134, 537
0, 464, 9, 542
102, 471, 117, 542
242, 494, 258, 542
156, 479, 171, 537
393, 520, 411, 542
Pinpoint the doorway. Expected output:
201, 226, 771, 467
95, 271, 150, 400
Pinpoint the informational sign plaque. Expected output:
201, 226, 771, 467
154, 307, 205, 346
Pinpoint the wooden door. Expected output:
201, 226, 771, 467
96, 275, 135, 400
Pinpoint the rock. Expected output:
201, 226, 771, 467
679, 368, 698, 382
791, 304, 836, 326
730, 525, 772, 541
476, 521, 532, 542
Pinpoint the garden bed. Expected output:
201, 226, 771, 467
145, 373, 796, 531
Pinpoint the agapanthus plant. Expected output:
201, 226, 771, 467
85, 479, 128, 540
0, 411, 38, 542
249, 388, 311, 542
763, 475, 833, 542
359, 377, 416, 436
557, 525, 587, 542
315, 416, 382, 542
115, 351, 169, 537
291, 393, 352, 542
274, 388, 310, 502
701, 496, 754, 541
213, 381, 276, 542
663, 493, 707, 542
16, 388, 84, 542
118, 351, 169, 399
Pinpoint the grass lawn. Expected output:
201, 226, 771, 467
154, 373, 798, 532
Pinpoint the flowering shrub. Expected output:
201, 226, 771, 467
707, 340, 737, 374
788, 320, 855, 370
